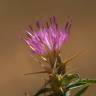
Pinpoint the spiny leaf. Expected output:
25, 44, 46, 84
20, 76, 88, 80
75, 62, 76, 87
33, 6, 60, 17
56, 50, 86, 74
63, 49, 86, 65
24, 71, 47, 75
74, 85, 89, 96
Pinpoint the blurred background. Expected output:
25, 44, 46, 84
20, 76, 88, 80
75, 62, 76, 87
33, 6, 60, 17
0, 0, 96, 96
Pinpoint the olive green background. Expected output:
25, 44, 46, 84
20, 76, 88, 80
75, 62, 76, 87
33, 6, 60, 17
0, 0, 96, 96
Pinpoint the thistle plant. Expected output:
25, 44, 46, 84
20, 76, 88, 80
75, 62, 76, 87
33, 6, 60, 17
24, 16, 96, 96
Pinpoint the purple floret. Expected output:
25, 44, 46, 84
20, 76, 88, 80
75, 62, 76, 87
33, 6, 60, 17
24, 16, 71, 55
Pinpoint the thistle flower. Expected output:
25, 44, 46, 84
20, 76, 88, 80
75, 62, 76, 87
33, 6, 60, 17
24, 16, 71, 55
23, 17, 96, 96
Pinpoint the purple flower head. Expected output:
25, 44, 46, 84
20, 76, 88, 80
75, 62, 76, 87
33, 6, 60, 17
24, 16, 71, 55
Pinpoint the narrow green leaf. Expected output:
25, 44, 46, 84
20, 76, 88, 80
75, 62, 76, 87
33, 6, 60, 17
67, 81, 86, 89
62, 91, 70, 96
62, 74, 80, 86
80, 79, 96, 84
67, 79, 96, 90
74, 85, 89, 96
